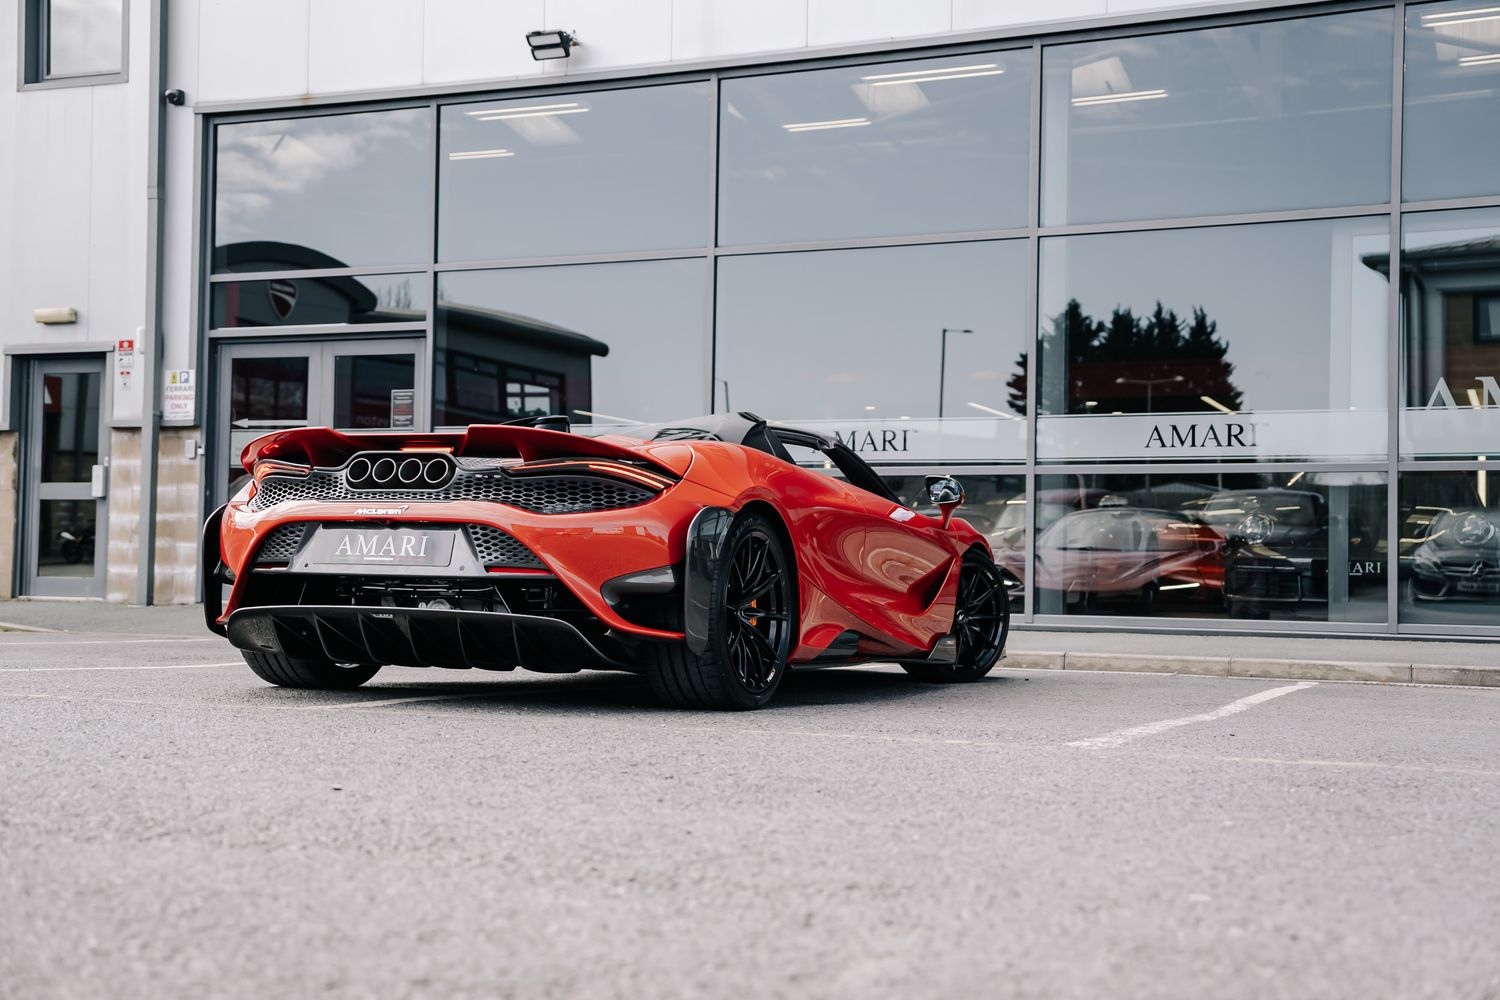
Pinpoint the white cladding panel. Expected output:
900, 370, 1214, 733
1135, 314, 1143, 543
87, 84, 140, 350
310, 0, 426, 94
954, 0, 1108, 30
423, 0, 547, 85
671, 0, 808, 60
194, 0, 1245, 103
198, 0, 310, 102
544, 0, 675, 72
807, 0, 952, 46
12, 88, 97, 340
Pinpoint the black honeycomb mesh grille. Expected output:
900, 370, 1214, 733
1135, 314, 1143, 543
465, 525, 545, 569
254, 522, 308, 563
248, 469, 657, 514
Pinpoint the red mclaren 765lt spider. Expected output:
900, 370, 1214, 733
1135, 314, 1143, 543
203, 412, 1010, 710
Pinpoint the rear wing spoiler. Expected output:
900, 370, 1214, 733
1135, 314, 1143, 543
239, 424, 670, 476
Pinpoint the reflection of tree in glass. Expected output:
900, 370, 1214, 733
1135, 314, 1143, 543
1008, 298, 1244, 415
377, 279, 413, 312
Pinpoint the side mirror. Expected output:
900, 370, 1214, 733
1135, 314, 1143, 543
925, 475, 964, 527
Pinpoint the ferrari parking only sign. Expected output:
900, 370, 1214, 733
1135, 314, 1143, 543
163, 369, 195, 422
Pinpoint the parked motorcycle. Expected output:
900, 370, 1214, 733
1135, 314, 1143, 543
58, 523, 95, 564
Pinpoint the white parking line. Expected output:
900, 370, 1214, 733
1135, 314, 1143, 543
1067, 681, 1317, 750
0, 637, 225, 647
288, 693, 505, 711
0, 662, 241, 673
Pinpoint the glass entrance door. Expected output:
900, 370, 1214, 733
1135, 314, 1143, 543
23, 358, 109, 598
215, 338, 426, 503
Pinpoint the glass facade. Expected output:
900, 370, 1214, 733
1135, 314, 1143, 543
439, 85, 712, 261
204, 2, 1500, 637
719, 52, 1032, 244
714, 241, 1029, 463
1041, 9, 1393, 225
1036, 217, 1390, 463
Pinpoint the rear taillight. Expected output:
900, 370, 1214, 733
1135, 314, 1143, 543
507, 459, 676, 492
252, 459, 312, 484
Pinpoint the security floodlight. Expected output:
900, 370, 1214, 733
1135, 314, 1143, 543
526, 30, 575, 61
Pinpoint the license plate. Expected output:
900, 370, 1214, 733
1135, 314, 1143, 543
309, 527, 455, 567
1457, 579, 1495, 593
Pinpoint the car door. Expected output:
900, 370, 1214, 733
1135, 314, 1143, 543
777, 432, 956, 645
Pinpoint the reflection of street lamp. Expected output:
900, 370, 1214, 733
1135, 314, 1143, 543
938, 328, 972, 419
1114, 374, 1184, 414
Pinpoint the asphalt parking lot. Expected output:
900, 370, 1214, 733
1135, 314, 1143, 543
3, 627, 1500, 1000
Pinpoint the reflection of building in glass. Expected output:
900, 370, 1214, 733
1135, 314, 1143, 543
1366, 238, 1500, 404
434, 303, 609, 426
211, 242, 425, 328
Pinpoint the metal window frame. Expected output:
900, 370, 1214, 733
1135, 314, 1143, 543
17, 0, 129, 90
188, 0, 1500, 641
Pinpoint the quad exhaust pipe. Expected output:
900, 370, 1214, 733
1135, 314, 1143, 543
344, 452, 454, 490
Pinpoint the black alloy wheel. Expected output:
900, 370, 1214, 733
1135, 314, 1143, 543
642, 512, 797, 710
722, 522, 793, 696
905, 551, 1010, 683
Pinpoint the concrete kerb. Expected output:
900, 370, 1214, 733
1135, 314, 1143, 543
0, 620, 61, 633
998, 650, 1500, 687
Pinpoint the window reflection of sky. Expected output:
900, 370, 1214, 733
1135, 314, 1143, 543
214, 109, 431, 270
715, 241, 1027, 423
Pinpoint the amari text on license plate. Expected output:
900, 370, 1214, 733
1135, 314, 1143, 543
312, 527, 456, 567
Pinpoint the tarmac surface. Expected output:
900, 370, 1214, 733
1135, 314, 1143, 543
3, 618, 1500, 999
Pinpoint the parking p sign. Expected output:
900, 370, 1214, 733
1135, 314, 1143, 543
163, 369, 195, 422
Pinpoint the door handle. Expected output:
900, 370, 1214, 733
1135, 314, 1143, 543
90, 464, 108, 499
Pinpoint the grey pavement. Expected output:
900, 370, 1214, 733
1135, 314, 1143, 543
0, 599, 205, 636
1, 597, 1496, 684
2, 628, 1500, 999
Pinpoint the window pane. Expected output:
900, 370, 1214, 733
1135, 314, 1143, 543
214, 109, 432, 272
1041, 10, 1393, 225
1404, 2, 1500, 202
439, 84, 710, 262
714, 241, 1029, 466
1401, 470, 1500, 626
434, 260, 707, 427
211, 274, 428, 329
333, 354, 417, 430
40, 372, 101, 482
38, 500, 97, 578
46, 0, 122, 77
1035, 472, 1388, 624
1397, 208, 1500, 460
719, 51, 1032, 245
1036, 218, 1389, 463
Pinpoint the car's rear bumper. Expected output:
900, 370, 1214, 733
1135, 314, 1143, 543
213, 480, 737, 639
226, 604, 632, 672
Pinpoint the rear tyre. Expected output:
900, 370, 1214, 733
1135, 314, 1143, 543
904, 550, 1009, 683
644, 512, 796, 710
242, 651, 382, 690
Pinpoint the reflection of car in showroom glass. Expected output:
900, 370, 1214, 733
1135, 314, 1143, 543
1186, 489, 1380, 618
1011, 505, 1225, 611
1408, 510, 1500, 602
